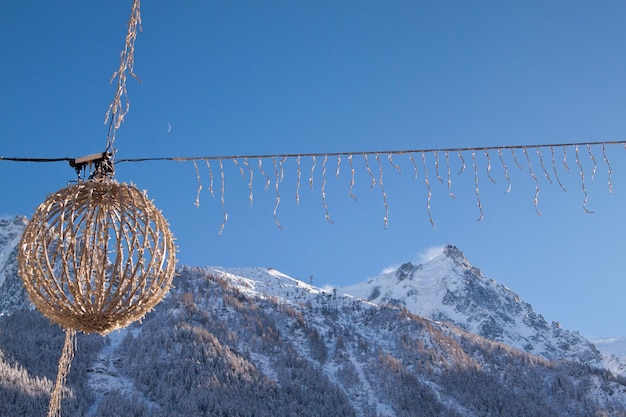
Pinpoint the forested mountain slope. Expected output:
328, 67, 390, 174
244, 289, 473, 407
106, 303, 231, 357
0, 266, 626, 416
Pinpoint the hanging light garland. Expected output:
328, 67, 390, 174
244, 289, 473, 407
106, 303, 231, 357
110, 139, 621, 232
4, 141, 623, 233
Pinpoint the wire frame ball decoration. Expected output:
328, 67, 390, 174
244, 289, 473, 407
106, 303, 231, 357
18, 179, 176, 336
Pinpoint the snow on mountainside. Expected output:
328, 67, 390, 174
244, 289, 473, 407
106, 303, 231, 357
136, 266, 626, 416
211, 261, 626, 375
5, 265, 626, 416
341, 245, 605, 366
593, 337, 626, 358
591, 337, 626, 376
205, 266, 329, 301
0, 216, 26, 288
0, 216, 30, 314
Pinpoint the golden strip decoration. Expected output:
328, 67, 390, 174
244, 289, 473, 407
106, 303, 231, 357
18, 179, 176, 416
104, 0, 142, 156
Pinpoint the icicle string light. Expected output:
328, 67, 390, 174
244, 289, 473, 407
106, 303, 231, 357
321, 155, 334, 224
563, 146, 572, 172
445, 151, 455, 199
233, 158, 245, 179
575, 145, 594, 214
588, 144, 598, 181
471, 151, 484, 221
376, 153, 389, 229
434, 151, 444, 183
484, 149, 497, 185
296, 155, 302, 206
243, 157, 254, 206
523, 147, 542, 216
258, 158, 271, 190
512, 149, 524, 170
193, 160, 202, 208
205, 160, 215, 197
272, 157, 283, 230
550, 146, 567, 192
336, 155, 342, 180
388, 153, 402, 174
10, 140, 626, 234
457, 151, 466, 175
218, 158, 228, 235
422, 152, 435, 229
363, 153, 377, 189
309, 156, 317, 190
154, 140, 623, 232
279, 157, 287, 181
497, 148, 512, 193
409, 152, 419, 179
348, 154, 357, 201
602, 144, 613, 194
536, 147, 553, 184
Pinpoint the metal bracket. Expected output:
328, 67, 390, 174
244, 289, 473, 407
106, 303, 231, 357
69, 152, 114, 180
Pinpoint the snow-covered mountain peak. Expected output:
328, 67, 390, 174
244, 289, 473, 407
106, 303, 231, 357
342, 244, 604, 365
392, 245, 478, 284
442, 243, 467, 263
345, 244, 483, 315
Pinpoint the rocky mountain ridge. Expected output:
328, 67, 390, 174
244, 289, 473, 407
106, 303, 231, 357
341, 244, 606, 367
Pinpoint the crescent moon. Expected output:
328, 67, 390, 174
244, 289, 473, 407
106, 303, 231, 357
167, 123, 172, 134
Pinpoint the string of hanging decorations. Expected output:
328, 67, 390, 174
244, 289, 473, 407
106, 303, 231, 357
4, 139, 625, 232
112, 138, 623, 230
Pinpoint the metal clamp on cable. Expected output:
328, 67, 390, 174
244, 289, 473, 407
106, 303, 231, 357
69, 152, 114, 181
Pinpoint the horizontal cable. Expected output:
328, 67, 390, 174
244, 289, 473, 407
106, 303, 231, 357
115, 139, 626, 164
0, 156, 73, 163
2, 139, 625, 165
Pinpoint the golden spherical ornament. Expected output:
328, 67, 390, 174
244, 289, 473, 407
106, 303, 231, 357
18, 179, 176, 335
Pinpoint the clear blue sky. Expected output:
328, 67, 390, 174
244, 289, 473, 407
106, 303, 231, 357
2, 1, 626, 337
